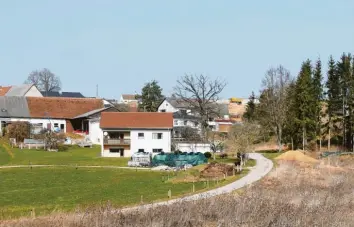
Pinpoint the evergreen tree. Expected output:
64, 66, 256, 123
337, 53, 353, 150
243, 91, 257, 122
326, 55, 342, 149
137, 80, 164, 112
312, 58, 324, 149
294, 60, 316, 149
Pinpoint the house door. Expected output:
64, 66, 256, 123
120, 149, 124, 157
119, 134, 124, 139
47, 123, 51, 130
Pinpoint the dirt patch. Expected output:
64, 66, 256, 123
275, 150, 319, 164
200, 163, 234, 179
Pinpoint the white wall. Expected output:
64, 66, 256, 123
25, 86, 43, 97
130, 129, 171, 154
157, 100, 178, 113
175, 143, 211, 153
89, 119, 101, 145
0, 118, 66, 133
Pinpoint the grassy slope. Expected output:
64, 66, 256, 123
0, 167, 205, 219
0, 146, 129, 167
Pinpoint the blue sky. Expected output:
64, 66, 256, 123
1, 0, 353, 99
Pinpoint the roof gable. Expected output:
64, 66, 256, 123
26, 97, 104, 119
100, 112, 173, 129
0, 86, 12, 96
5, 84, 33, 96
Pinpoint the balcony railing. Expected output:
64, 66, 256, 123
104, 138, 131, 145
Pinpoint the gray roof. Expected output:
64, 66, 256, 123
0, 96, 30, 118
165, 97, 190, 109
5, 84, 33, 96
173, 111, 200, 121
73, 107, 111, 119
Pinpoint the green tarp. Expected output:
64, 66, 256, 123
152, 152, 207, 167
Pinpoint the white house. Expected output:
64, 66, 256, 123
100, 112, 173, 157
0, 96, 106, 138
119, 94, 138, 104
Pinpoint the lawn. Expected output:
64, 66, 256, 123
0, 146, 129, 167
0, 167, 206, 219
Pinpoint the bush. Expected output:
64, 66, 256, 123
219, 153, 228, 159
174, 150, 182, 155
204, 152, 212, 159
7, 121, 30, 143
57, 144, 70, 152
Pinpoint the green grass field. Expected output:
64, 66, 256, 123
0, 167, 209, 219
0, 145, 252, 219
0, 146, 129, 166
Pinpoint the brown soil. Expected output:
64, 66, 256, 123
200, 163, 234, 179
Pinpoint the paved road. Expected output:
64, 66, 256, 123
121, 153, 273, 212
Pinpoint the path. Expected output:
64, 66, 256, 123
0, 153, 273, 211
121, 153, 273, 212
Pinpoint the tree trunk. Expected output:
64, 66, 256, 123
302, 126, 306, 151
328, 127, 331, 151
319, 138, 322, 152
277, 126, 282, 152
291, 137, 294, 150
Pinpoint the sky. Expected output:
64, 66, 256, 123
1, 0, 354, 99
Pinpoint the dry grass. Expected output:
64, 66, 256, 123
3, 161, 354, 227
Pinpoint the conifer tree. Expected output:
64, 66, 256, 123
312, 58, 324, 149
326, 55, 341, 149
294, 60, 316, 149
243, 91, 257, 122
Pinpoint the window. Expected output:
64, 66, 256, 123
138, 149, 145, 153
152, 133, 163, 139
54, 123, 59, 127
153, 149, 163, 153
161, 109, 166, 112
60, 124, 65, 130
180, 109, 187, 115
138, 133, 144, 139
174, 120, 178, 126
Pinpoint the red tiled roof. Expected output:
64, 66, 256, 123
100, 112, 173, 129
0, 86, 12, 96
26, 97, 104, 119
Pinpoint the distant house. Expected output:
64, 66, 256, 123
119, 94, 138, 104
100, 112, 173, 157
0, 84, 43, 97
0, 97, 112, 139
157, 97, 191, 113
41, 91, 85, 98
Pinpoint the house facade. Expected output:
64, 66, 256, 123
0, 96, 106, 138
100, 112, 173, 157
119, 94, 138, 104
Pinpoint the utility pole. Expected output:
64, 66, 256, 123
96, 84, 99, 98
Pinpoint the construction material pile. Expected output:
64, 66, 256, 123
200, 163, 234, 179
275, 150, 319, 163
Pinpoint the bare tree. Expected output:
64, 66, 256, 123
25, 68, 61, 93
258, 66, 292, 152
174, 74, 226, 137
227, 122, 260, 156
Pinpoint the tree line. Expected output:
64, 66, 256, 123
244, 53, 354, 152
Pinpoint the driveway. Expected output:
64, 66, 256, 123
122, 153, 273, 212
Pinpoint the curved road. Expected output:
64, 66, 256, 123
121, 153, 273, 212
0, 153, 273, 211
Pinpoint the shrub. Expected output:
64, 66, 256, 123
256, 149, 279, 153
57, 144, 70, 152
7, 121, 30, 142
219, 153, 228, 159
204, 152, 212, 159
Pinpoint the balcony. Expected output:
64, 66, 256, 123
104, 138, 131, 145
